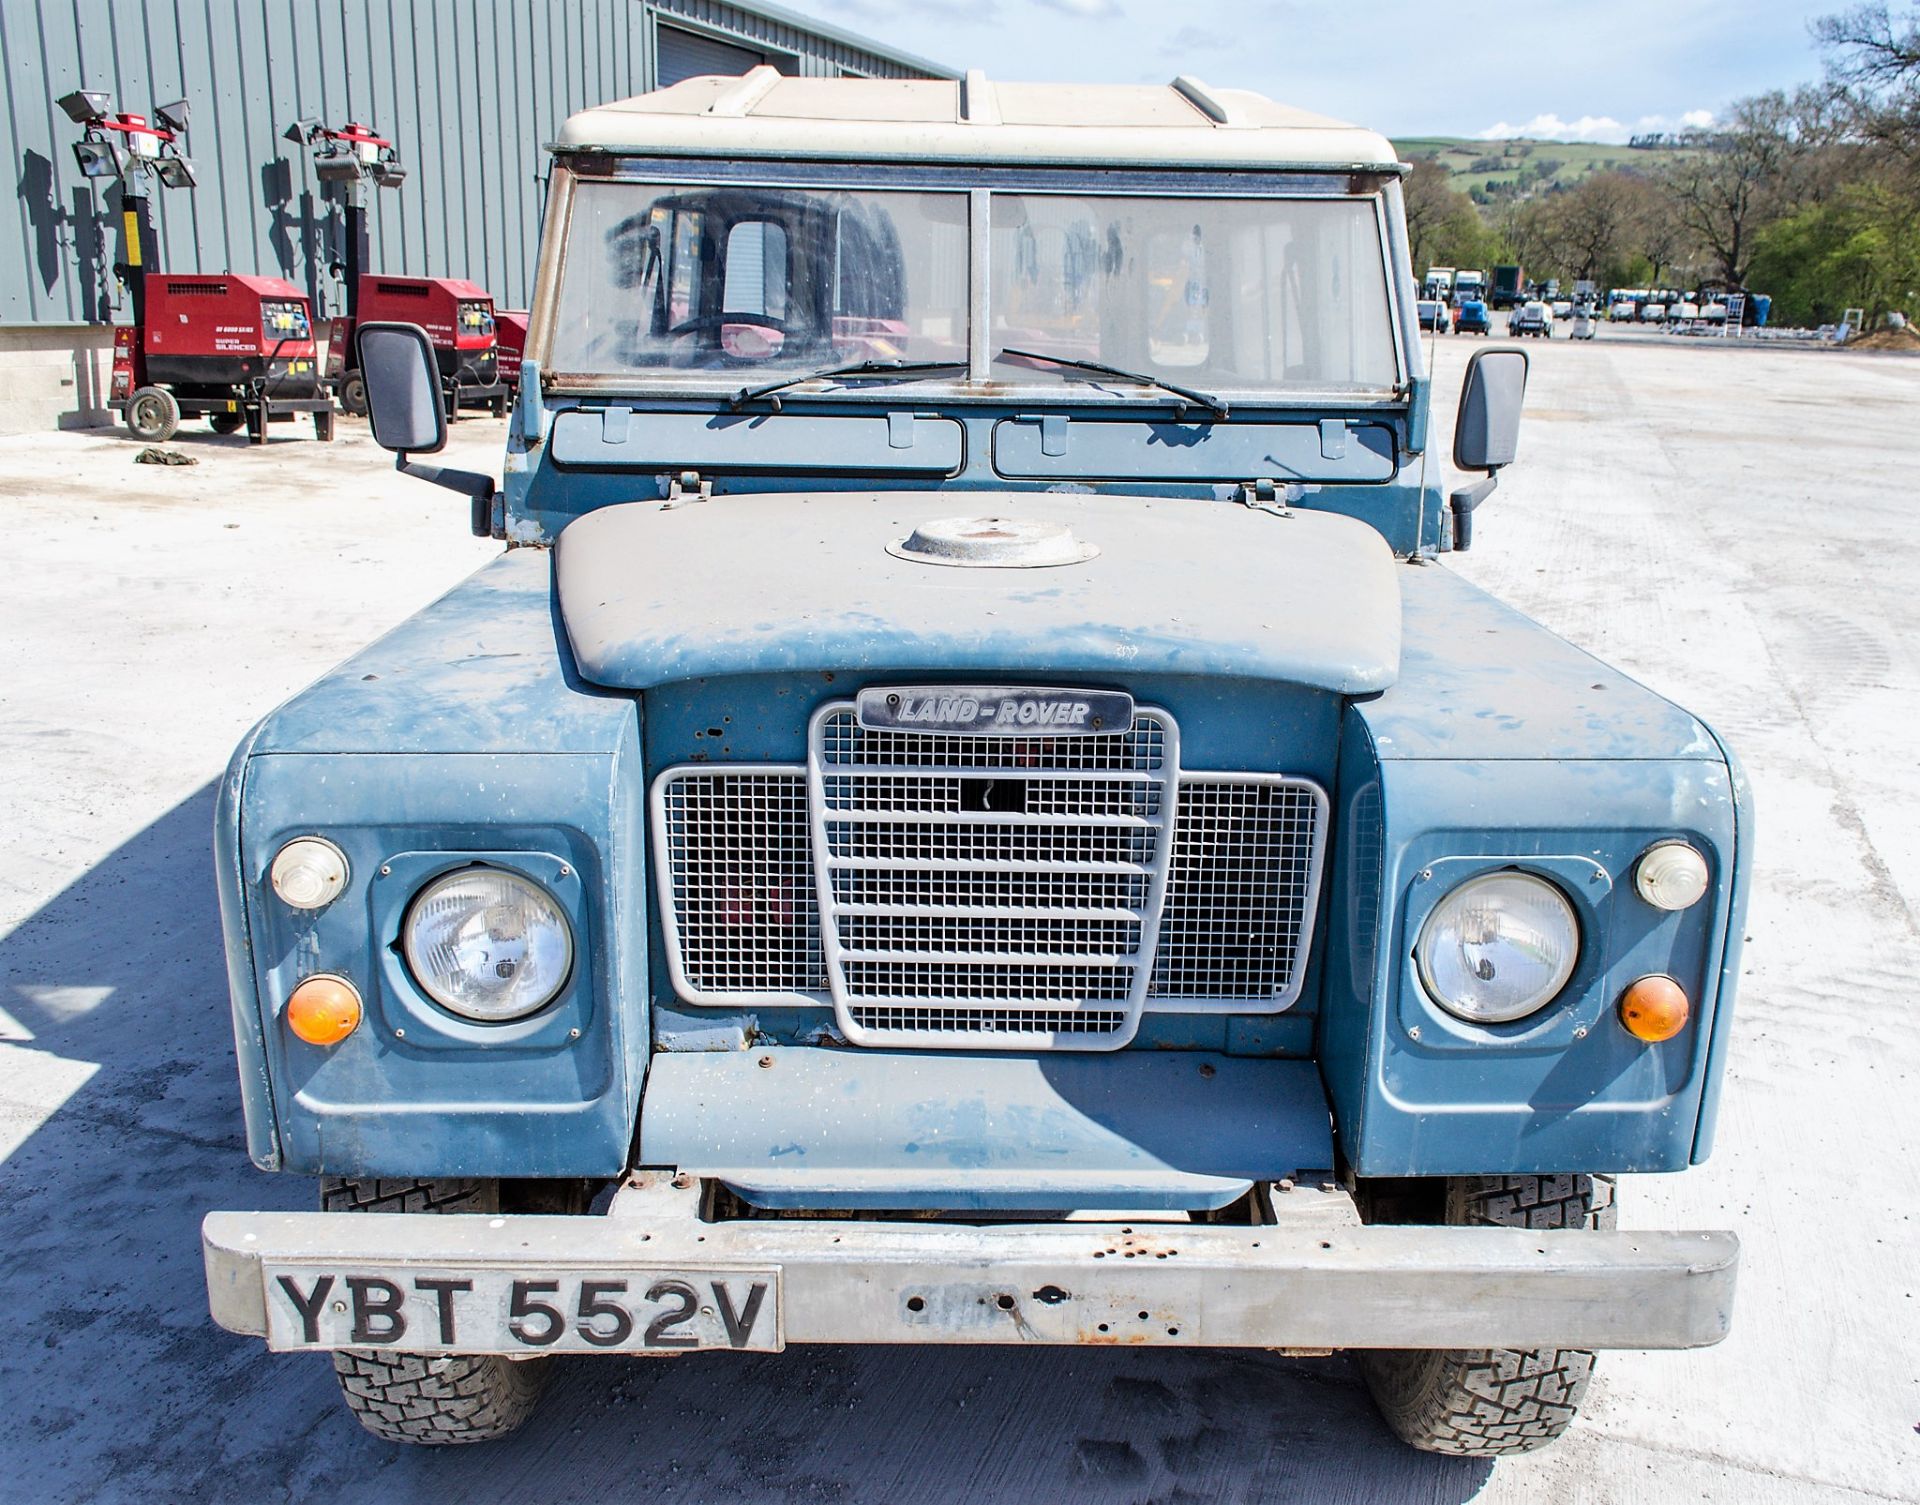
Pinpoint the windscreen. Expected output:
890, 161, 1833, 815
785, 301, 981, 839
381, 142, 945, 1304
991, 193, 1397, 393
549, 178, 1400, 393
551, 180, 970, 376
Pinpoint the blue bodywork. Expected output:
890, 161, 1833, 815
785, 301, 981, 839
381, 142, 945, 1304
217, 544, 1747, 1191
214, 163, 1749, 1208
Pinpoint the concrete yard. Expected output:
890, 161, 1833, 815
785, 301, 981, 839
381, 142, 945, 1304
1, 331, 1916, 1503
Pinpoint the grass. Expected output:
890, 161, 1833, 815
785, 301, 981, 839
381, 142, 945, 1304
1391, 136, 1695, 198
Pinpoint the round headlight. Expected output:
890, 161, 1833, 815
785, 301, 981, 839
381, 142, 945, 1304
1416, 872, 1578, 1024
271, 836, 350, 910
403, 867, 573, 1022
1635, 841, 1710, 911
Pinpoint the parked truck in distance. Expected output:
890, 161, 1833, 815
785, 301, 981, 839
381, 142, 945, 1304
1453, 270, 1485, 304
1424, 265, 1455, 299
1491, 264, 1523, 308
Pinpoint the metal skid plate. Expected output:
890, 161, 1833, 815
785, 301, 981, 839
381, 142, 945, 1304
204, 1178, 1738, 1355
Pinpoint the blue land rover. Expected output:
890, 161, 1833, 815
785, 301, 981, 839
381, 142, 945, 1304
202, 71, 1748, 1457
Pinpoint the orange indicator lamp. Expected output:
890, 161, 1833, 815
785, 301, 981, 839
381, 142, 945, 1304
1618, 975, 1689, 1043
286, 974, 362, 1046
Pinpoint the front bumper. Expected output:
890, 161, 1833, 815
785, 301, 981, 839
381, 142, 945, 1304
203, 1177, 1737, 1354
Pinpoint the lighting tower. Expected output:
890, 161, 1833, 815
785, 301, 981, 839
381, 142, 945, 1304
284, 119, 407, 320
58, 89, 197, 328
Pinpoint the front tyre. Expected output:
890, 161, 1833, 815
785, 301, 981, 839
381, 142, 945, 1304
321, 1177, 549, 1446
1358, 1174, 1613, 1457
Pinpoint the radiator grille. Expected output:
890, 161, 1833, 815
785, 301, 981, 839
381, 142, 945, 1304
810, 704, 1176, 1048
1151, 776, 1326, 1004
654, 769, 823, 994
650, 705, 1328, 1044
850, 1006, 1128, 1035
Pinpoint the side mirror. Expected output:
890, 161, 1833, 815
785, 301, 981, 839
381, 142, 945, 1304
355, 320, 497, 536
1448, 347, 1528, 550
357, 321, 445, 455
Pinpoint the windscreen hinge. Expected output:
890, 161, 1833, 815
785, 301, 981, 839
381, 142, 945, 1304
664, 470, 712, 508
1240, 478, 1298, 518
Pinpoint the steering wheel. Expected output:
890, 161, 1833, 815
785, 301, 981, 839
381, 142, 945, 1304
663, 312, 791, 339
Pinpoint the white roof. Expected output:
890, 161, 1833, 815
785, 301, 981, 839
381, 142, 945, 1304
557, 70, 1401, 171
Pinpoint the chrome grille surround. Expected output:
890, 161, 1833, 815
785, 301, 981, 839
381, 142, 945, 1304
650, 702, 1330, 1047
810, 701, 1178, 1050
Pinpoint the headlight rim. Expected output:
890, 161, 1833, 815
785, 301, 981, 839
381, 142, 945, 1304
401, 862, 576, 1024
1414, 868, 1581, 1027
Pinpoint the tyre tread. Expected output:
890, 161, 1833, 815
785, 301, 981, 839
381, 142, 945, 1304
1359, 1173, 1613, 1457
320, 1176, 546, 1446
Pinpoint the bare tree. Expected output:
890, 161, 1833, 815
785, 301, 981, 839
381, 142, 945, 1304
1817, 4, 1920, 164
1401, 159, 1466, 277
1537, 172, 1638, 281
1816, 4, 1920, 85
1663, 93, 1812, 285
1619, 174, 1697, 286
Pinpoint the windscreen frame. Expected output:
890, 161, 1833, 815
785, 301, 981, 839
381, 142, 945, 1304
532, 157, 1412, 405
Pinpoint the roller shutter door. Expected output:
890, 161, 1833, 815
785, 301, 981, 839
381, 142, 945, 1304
656, 25, 768, 86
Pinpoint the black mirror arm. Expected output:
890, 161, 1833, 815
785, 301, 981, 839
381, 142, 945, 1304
395, 453, 497, 537
1448, 470, 1500, 551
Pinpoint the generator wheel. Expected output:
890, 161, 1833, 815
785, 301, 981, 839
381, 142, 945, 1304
314, 408, 336, 443
208, 411, 245, 435
321, 1177, 548, 1445
340, 371, 368, 417
1357, 1174, 1613, 1457
126, 386, 180, 442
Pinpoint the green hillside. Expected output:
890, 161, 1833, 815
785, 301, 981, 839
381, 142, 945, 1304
1391, 136, 1695, 204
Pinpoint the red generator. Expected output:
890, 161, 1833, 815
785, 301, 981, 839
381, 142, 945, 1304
495, 309, 529, 387
327, 277, 507, 417
114, 274, 334, 443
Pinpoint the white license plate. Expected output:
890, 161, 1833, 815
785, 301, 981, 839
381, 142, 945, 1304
262, 1265, 782, 1354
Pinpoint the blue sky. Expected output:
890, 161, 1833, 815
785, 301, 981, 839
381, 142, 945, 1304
770, 0, 1833, 140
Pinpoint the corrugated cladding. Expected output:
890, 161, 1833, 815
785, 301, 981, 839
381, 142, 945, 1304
0, 0, 951, 326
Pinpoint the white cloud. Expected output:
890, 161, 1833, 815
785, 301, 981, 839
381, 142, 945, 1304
1477, 113, 1630, 143
1034, 0, 1123, 15
1476, 105, 1716, 143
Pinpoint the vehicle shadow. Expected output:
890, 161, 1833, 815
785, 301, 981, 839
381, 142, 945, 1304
0, 786, 1495, 1504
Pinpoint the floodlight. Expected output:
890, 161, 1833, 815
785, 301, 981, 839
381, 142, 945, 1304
154, 154, 198, 190
315, 156, 364, 183
154, 99, 190, 134
58, 89, 112, 124
284, 116, 320, 145
72, 138, 127, 179
371, 160, 407, 188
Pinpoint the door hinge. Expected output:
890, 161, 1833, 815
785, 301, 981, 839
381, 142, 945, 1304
1240, 478, 1298, 517
664, 470, 712, 508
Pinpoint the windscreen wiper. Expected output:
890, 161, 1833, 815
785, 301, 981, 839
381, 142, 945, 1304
995, 347, 1230, 419
730, 357, 969, 410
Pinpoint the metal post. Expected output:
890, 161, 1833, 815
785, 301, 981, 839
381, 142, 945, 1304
118, 189, 157, 332
342, 189, 368, 319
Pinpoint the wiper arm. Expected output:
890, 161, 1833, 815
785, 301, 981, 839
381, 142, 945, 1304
730, 357, 968, 410
995, 347, 1230, 419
